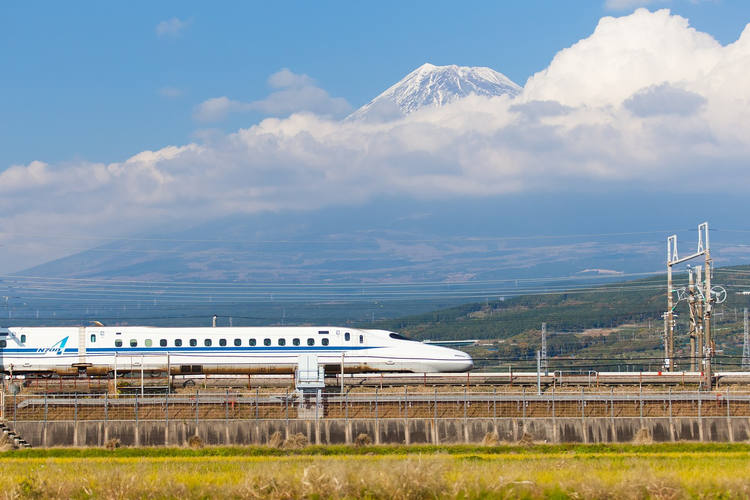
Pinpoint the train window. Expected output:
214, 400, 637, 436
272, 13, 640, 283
204, 339, 212, 347
130, 339, 137, 347
322, 338, 329, 346
175, 339, 183, 347
264, 338, 271, 346
307, 338, 314, 346
0, 340, 6, 348
249, 338, 256, 346
160, 339, 167, 347
90, 334, 96, 343
234, 339, 241, 346
359, 335, 364, 344
145, 339, 153, 347
20, 334, 26, 343
219, 339, 227, 347
115, 339, 122, 347
278, 338, 286, 346
189, 339, 197, 347
388, 333, 417, 341
293, 338, 300, 346
344, 332, 350, 341
318, 330, 329, 335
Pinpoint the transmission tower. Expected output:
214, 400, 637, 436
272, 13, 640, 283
743, 308, 749, 369
541, 322, 548, 376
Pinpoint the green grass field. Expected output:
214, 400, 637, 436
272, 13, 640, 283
2, 444, 750, 499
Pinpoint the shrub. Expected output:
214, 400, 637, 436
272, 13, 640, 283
0, 433, 16, 452
268, 431, 284, 448
354, 433, 372, 447
187, 435, 204, 449
517, 431, 534, 446
633, 427, 653, 445
482, 431, 499, 446
283, 433, 308, 449
105, 438, 121, 450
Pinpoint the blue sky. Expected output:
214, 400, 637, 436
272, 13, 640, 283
2, 1, 749, 166
2, 1, 750, 275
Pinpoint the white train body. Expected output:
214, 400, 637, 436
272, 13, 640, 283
0, 326, 473, 375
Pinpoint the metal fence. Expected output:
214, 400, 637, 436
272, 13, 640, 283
3, 389, 750, 425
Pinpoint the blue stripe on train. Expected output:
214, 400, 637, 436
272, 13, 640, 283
0, 345, 379, 355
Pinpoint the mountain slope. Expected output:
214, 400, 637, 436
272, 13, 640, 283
370, 265, 750, 370
347, 63, 521, 122
12, 197, 671, 284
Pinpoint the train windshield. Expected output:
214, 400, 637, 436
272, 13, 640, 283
389, 333, 417, 342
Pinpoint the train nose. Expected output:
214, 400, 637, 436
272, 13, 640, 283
441, 349, 473, 372
455, 351, 474, 371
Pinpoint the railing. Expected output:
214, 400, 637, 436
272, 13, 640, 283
7, 371, 750, 395
3, 389, 750, 425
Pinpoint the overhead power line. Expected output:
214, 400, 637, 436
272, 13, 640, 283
0, 270, 665, 288
0, 229, 682, 244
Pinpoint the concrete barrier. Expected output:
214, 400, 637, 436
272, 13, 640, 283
10, 416, 750, 447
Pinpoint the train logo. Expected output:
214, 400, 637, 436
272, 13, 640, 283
36, 336, 68, 356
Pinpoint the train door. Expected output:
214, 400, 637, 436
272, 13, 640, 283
78, 326, 87, 366
0, 328, 7, 372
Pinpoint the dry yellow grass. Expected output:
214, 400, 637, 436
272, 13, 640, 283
1, 447, 750, 498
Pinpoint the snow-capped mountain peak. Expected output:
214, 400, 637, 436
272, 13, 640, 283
347, 63, 521, 122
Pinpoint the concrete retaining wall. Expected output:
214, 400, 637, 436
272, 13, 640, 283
10, 416, 750, 447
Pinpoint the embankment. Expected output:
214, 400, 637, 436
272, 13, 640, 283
11, 416, 750, 447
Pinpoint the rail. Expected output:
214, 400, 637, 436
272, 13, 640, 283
7, 370, 750, 394
3, 389, 749, 425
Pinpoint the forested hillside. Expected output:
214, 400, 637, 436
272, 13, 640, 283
369, 266, 750, 371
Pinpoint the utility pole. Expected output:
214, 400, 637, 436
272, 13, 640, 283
703, 234, 713, 389
743, 308, 749, 370
688, 267, 697, 372
667, 236, 675, 372
541, 322, 548, 376
666, 223, 714, 388
663, 313, 669, 368
695, 266, 704, 371
536, 350, 541, 395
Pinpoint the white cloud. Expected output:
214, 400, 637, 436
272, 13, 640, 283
156, 17, 190, 38
267, 68, 314, 89
3, 9, 750, 270
194, 96, 248, 122
0, 161, 51, 193
194, 69, 352, 122
522, 9, 723, 107
604, 0, 662, 11
159, 87, 185, 98
624, 83, 706, 116
249, 85, 351, 116
604, 0, 716, 11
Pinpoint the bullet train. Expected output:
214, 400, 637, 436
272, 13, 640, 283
0, 325, 473, 376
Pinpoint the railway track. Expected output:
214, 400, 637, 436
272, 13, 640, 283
5, 371, 750, 396
4, 390, 749, 422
